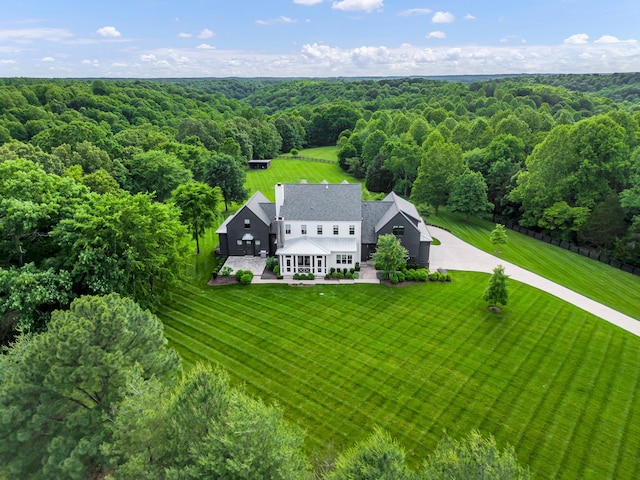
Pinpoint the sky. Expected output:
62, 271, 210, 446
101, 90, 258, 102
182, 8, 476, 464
1, 0, 639, 78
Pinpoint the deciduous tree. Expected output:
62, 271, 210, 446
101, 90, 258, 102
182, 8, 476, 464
447, 170, 493, 221
372, 234, 408, 279
171, 181, 221, 254
203, 153, 248, 211
483, 265, 509, 309
490, 224, 509, 252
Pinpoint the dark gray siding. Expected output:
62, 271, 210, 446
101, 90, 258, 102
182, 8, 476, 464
218, 233, 229, 256
376, 212, 421, 263
224, 206, 271, 256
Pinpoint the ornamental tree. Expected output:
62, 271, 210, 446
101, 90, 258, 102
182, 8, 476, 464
490, 224, 509, 252
372, 234, 408, 280
483, 265, 509, 310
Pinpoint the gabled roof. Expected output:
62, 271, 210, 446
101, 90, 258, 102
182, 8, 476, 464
361, 200, 393, 244
382, 191, 421, 223
279, 183, 362, 221
215, 191, 271, 234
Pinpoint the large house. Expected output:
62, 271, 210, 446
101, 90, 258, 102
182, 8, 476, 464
216, 181, 432, 276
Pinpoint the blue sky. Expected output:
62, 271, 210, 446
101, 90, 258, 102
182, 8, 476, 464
1, 0, 638, 77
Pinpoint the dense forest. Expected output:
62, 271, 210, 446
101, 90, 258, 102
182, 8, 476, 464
1, 73, 639, 478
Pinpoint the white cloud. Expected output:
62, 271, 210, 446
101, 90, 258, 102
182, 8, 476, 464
294, 0, 323, 4
426, 31, 446, 39
256, 16, 297, 26
0, 59, 16, 64
82, 59, 100, 66
0, 28, 73, 42
432, 11, 454, 23
198, 28, 214, 39
111, 62, 127, 67
41, 56, 55, 62
196, 43, 215, 49
398, 8, 431, 16
332, 0, 383, 13
464, 14, 476, 20
564, 33, 589, 44
178, 32, 192, 38
140, 54, 157, 62
96, 26, 121, 38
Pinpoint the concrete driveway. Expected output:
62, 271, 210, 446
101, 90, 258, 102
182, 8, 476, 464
428, 226, 640, 337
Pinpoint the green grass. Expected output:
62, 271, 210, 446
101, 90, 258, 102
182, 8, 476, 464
426, 209, 640, 320
158, 277, 640, 479
246, 158, 360, 201
280, 146, 339, 161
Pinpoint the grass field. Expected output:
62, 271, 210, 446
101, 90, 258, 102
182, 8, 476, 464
280, 146, 339, 161
426, 209, 640, 320
158, 276, 640, 479
166, 156, 640, 478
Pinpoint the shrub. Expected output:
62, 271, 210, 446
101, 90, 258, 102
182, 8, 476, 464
308, 273, 315, 280
390, 274, 399, 284
290, 148, 299, 155
335, 272, 344, 279
330, 267, 336, 274
293, 273, 300, 280
266, 256, 278, 271
397, 271, 406, 282
374, 262, 382, 271
350, 268, 355, 274
415, 269, 429, 282
345, 272, 353, 279
273, 265, 280, 276
355, 262, 360, 271
429, 272, 441, 282
276, 275, 283, 280
235, 269, 246, 281
352, 272, 359, 279
325, 274, 331, 280
220, 266, 233, 277
442, 273, 452, 282
239, 273, 253, 285
343, 268, 348, 275
405, 269, 416, 281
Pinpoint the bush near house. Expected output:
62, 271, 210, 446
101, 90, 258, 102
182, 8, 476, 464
235, 269, 254, 285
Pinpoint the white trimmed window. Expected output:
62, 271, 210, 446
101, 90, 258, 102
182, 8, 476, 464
336, 254, 353, 264
349, 225, 355, 235
244, 219, 251, 229
285, 224, 291, 234
333, 225, 339, 235
301, 224, 307, 235
317, 225, 323, 235
393, 225, 405, 236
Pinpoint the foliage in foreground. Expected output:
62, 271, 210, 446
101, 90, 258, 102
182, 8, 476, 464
0, 294, 180, 480
372, 234, 408, 279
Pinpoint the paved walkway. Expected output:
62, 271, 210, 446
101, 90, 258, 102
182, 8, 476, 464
428, 226, 640, 337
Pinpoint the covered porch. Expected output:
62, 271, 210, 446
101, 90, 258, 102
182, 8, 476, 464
276, 237, 358, 276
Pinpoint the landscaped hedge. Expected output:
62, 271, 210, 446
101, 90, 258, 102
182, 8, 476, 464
293, 273, 315, 280
235, 270, 254, 285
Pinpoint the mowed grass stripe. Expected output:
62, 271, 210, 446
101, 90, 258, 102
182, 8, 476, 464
158, 274, 640, 477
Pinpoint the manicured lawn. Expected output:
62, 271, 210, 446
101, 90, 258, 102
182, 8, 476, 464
426, 209, 640, 320
158, 277, 640, 479
246, 158, 360, 201
280, 146, 339, 161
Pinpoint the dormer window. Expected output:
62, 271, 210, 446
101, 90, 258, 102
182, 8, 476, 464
317, 225, 323, 235
301, 225, 307, 235
349, 225, 355, 235
392, 225, 404, 236
333, 225, 339, 235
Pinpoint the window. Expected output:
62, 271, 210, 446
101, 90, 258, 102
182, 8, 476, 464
301, 225, 307, 235
336, 254, 353, 265
255, 239, 261, 246
317, 225, 323, 235
285, 224, 291, 234
333, 225, 339, 235
236, 239, 242, 246
392, 225, 405, 236
349, 225, 355, 235
244, 219, 251, 229
317, 258, 322, 268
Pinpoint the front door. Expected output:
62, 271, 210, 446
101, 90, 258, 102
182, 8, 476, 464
243, 239, 254, 255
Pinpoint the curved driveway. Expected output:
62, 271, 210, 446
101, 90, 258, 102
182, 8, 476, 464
428, 226, 640, 337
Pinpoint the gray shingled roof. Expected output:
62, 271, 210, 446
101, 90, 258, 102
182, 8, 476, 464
361, 201, 393, 244
279, 183, 362, 221
244, 191, 272, 226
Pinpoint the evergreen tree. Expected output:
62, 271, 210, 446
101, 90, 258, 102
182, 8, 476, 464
490, 224, 509, 251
